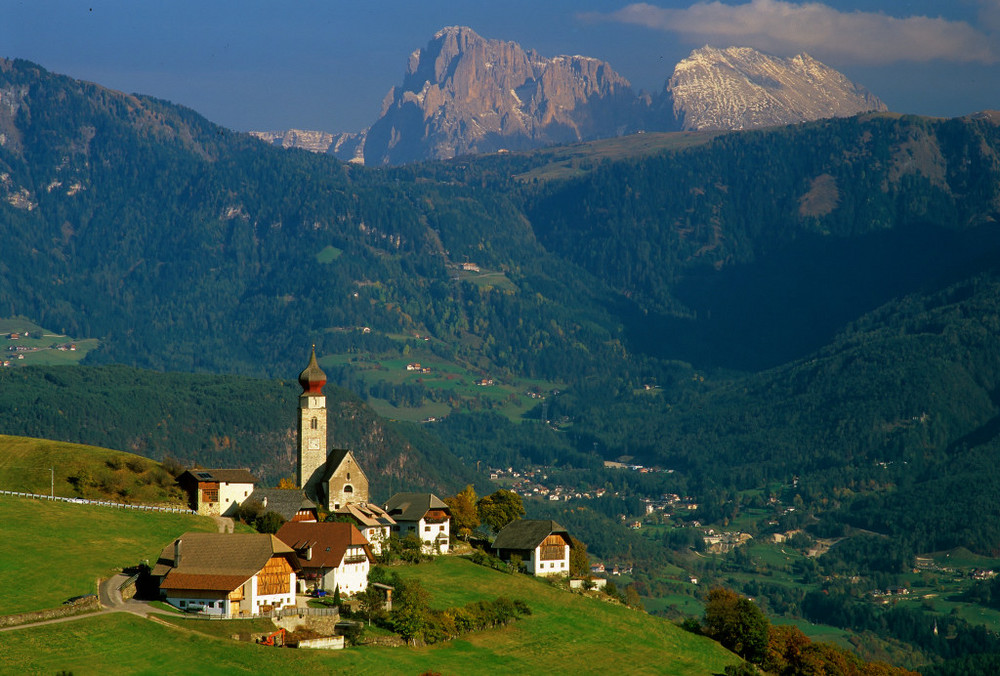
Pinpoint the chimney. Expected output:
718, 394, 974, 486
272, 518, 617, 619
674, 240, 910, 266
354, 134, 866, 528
262, 496, 268, 508
174, 538, 182, 567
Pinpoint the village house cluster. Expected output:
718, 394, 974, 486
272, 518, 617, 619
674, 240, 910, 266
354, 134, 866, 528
153, 349, 575, 618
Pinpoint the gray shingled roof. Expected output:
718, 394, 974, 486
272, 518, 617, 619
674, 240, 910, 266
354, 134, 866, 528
492, 519, 570, 551
383, 492, 450, 522
246, 488, 316, 521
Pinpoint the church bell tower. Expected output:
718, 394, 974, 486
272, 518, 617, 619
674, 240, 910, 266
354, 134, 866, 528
297, 346, 327, 502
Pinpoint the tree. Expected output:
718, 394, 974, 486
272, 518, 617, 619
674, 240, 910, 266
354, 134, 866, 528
703, 588, 770, 665
569, 536, 589, 577
276, 477, 297, 489
444, 484, 480, 539
254, 510, 286, 534
624, 584, 643, 609
391, 578, 430, 644
477, 489, 525, 533
357, 584, 386, 626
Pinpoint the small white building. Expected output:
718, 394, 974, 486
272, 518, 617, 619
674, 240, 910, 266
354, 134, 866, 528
492, 520, 572, 576
276, 521, 375, 596
384, 492, 451, 554
177, 468, 258, 517
152, 533, 298, 617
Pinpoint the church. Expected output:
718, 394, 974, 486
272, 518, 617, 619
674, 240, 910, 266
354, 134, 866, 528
297, 346, 369, 511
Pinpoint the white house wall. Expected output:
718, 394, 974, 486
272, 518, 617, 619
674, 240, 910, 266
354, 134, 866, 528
529, 543, 569, 576
219, 481, 255, 517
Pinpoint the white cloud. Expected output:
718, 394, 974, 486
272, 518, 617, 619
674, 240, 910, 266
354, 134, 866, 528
595, 0, 996, 65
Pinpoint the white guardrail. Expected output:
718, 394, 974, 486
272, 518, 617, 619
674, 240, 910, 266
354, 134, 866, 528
0, 489, 196, 514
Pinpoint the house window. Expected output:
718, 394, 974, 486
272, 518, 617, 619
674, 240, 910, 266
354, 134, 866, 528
180, 601, 187, 607
424, 526, 431, 532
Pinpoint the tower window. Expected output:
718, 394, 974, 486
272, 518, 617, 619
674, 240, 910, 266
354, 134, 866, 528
311, 417, 318, 430
346, 472, 351, 481
344, 485, 353, 494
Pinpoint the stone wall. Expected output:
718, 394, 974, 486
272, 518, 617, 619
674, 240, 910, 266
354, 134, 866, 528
0, 596, 101, 628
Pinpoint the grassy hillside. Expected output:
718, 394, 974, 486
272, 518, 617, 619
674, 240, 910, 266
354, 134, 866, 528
0, 496, 738, 674
0, 494, 217, 615
0, 434, 185, 504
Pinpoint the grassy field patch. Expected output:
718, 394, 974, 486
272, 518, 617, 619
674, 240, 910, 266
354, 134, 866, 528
0, 494, 216, 615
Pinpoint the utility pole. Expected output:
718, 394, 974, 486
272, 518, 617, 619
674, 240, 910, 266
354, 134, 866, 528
51, 467, 54, 499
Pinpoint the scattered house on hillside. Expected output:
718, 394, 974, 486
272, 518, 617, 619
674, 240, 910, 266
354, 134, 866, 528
333, 501, 396, 555
152, 532, 298, 617
384, 492, 451, 554
177, 468, 258, 517
406, 362, 421, 371
491, 519, 572, 576
244, 487, 318, 523
461, 262, 480, 272
276, 521, 374, 595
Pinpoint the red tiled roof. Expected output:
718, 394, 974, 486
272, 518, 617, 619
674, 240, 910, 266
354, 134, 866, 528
275, 522, 373, 569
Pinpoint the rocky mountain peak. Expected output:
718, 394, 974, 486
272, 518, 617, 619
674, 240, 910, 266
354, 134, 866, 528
252, 32, 888, 165
363, 26, 641, 165
668, 46, 887, 131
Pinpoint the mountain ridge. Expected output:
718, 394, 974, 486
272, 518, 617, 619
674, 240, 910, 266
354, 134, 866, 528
251, 27, 886, 164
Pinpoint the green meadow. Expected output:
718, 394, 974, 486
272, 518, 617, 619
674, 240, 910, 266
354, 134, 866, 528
0, 495, 738, 674
0, 494, 214, 615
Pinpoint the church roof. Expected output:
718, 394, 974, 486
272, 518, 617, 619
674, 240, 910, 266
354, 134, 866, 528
383, 492, 450, 522
298, 345, 327, 395
321, 449, 368, 484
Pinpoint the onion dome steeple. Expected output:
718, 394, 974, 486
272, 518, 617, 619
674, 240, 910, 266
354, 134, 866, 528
298, 345, 327, 395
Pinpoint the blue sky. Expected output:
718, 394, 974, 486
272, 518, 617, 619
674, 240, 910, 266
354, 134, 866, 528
3, 1, 998, 133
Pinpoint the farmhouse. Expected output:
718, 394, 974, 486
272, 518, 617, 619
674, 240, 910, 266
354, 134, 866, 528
152, 532, 299, 616
276, 521, 375, 595
491, 520, 571, 576
384, 492, 451, 554
177, 468, 257, 516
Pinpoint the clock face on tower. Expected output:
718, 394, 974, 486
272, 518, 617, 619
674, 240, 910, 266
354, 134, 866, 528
308, 439, 320, 450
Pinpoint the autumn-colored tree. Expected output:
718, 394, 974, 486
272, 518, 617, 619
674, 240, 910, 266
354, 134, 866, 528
444, 484, 479, 538
276, 477, 297, 489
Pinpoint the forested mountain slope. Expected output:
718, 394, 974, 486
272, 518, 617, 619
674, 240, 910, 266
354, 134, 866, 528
3, 58, 1000, 518
0, 364, 472, 493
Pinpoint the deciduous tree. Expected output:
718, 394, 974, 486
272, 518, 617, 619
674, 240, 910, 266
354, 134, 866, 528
445, 484, 479, 538
477, 489, 524, 533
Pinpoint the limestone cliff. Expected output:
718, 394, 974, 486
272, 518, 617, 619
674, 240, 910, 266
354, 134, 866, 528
667, 46, 887, 131
362, 26, 645, 165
